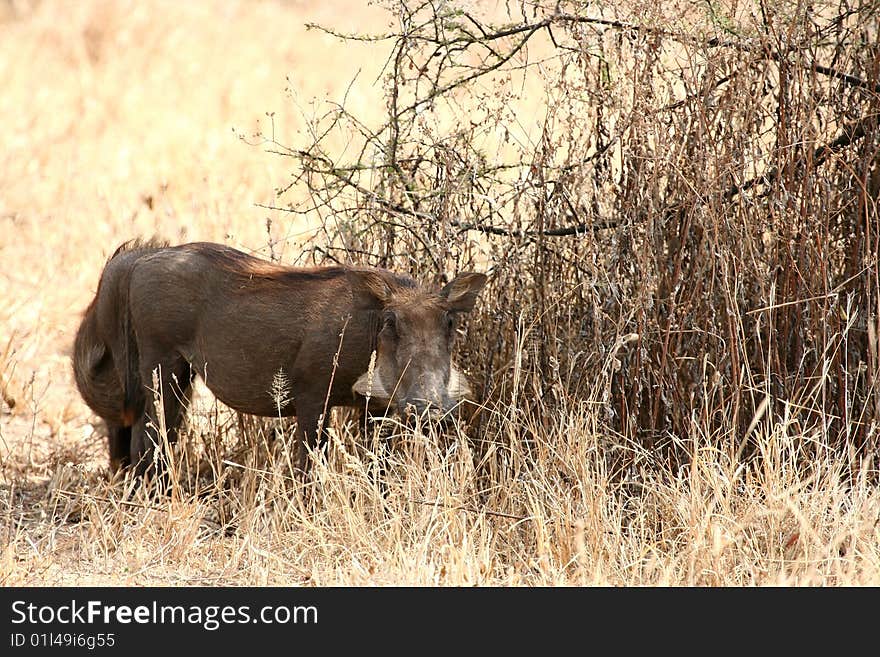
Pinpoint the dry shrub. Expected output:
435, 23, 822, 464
257, 0, 880, 473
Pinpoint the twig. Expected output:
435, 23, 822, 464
724, 119, 868, 199
410, 498, 616, 534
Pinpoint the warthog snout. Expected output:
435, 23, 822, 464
353, 360, 475, 422
403, 392, 458, 423
407, 364, 474, 421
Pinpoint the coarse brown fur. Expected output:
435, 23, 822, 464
72, 240, 487, 481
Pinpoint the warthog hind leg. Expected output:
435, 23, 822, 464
131, 356, 193, 486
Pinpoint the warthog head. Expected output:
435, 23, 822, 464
352, 271, 488, 418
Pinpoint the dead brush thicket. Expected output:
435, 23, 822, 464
270, 0, 880, 464
3, 0, 880, 585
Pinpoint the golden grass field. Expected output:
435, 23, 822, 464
1, 0, 879, 586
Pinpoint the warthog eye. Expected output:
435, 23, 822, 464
382, 311, 399, 337
445, 313, 455, 336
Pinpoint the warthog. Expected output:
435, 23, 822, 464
73, 239, 487, 479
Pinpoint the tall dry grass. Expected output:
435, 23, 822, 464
1, 0, 879, 586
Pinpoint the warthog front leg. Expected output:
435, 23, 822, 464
293, 396, 329, 477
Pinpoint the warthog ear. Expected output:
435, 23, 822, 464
348, 269, 395, 309
439, 272, 488, 313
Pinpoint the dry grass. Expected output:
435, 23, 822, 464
1, 0, 879, 586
